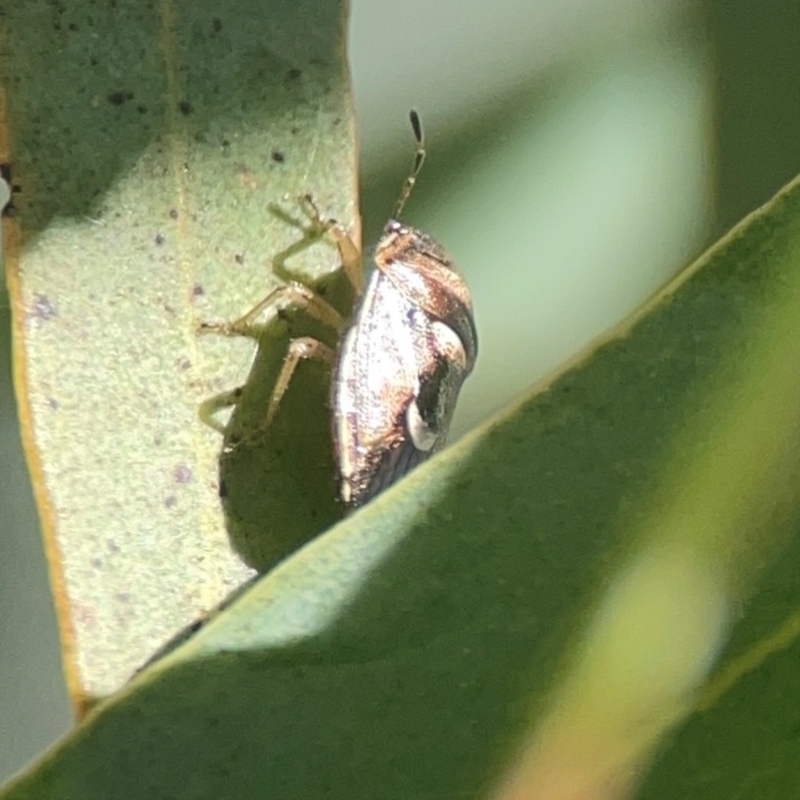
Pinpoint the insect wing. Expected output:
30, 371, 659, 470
332, 268, 472, 507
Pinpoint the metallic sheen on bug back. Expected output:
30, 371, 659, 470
332, 220, 477, 507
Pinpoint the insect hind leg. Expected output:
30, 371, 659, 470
265, 336, 335, 429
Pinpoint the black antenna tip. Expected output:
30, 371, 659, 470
409, 110, 423, 144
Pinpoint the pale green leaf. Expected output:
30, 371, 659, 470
2, 0, 356, 703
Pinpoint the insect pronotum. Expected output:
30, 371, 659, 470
203, 112, 477, 510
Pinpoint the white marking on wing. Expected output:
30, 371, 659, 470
406, 401, 438, 451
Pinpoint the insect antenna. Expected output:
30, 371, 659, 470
391, 110, 426, 220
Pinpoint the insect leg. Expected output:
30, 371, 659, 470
198, 386, 245, 434
297, 194, 362, 295
199, 282, 345, 338
265, 336, 335, 428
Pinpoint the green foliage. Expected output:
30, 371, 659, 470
4, 2, 800, 798
5, 161, 800, 800
0, 0, 356, 700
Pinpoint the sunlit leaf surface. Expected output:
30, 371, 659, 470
1, 0, 357, 703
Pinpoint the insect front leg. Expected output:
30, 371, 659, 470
269, 193, 361, 294
265, 336, 335, 428
295, 194, 363, 295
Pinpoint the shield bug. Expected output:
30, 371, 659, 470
203, 111, 476, 532
331, 113, 477, 506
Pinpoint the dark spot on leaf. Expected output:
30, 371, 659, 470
219, 479, 228, 498
232, 387, 243, 399
178, 100, 193, 116
192, 284, 204, 297
107, 539, 121, 553
107, 90, 133, 106
271, 149, 285, 164
234, 253, 244, 264
290, 126, 299, 135
165, 495, 178, 508
177, 357, 191, 371
221, 138, 230, 148
173, 465, 192, 484
90, 56, 98, 66
169, 208, 178, 220
91, 558, 103, 569
48, 397, 60, 410
332, 116, 342, 126
116, 592, 131, 603
287, 68, 301, 80
137, 104, 147, 114
154, 232, 165, 245
68, 22, 78, 31
212, 17, 222, 32
31, 293, 57, 321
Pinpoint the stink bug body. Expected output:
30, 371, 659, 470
333, 216, 477, 506
203, 111, 476, 518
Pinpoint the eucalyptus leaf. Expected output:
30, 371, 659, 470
2, 0, 356, 703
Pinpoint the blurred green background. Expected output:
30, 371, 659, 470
1, 0, 799, 784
